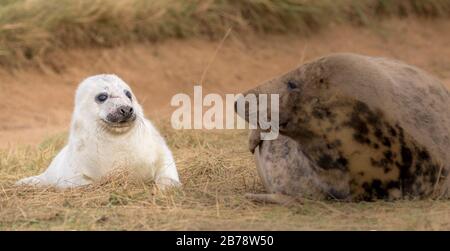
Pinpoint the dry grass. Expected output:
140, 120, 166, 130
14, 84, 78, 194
2, 0, 450, 67
1, 120, 450, 230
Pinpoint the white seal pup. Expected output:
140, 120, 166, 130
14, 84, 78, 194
16, 74, 180, 189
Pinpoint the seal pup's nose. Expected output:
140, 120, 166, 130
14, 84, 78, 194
118, 105, 134, 120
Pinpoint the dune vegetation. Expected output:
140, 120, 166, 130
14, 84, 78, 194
1, 0, 450, 67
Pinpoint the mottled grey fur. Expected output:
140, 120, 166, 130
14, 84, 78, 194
239, 53, 450, 202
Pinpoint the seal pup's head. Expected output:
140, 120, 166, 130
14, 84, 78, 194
73, 74, 144, 135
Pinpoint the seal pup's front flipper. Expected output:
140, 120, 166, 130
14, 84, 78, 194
154, 136, 181, 190
15, 175, 46, 187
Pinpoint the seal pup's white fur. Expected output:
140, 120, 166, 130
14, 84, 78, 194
16, 74, 180, 189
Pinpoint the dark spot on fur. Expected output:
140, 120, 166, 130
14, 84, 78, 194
354, 101, 370, 113
290, 126, 317, 141
382, 137, 391, 147
387, 125, 397, 137
397, 145, 413, 193
396, 125, 405, 143
312, 106, 332, 120
353, 134, 371, 145
349, 108, 369, 135
362, 179, 388, 200
370, 155, 393, 173
418, 149, 430, 161
366, 115, 380, 126
374, 128, 383, 139
414, 163, 424, 176
371, 179, 388, 197
383, 150, 393, 163
317, 78, 329, 89
333, 139, 342, 147
336, 157, 348, 167
368, 150, 396, 173
387, 181, 400, 189
354, 101, 381, 126
317, 154, 333, 169
327, 140, 342, 152
401, 146, 413, 168
351, 116, 369, 134
345, 101, 385, 146
316, 153, 348, 171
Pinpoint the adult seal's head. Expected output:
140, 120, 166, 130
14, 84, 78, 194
73, 74, 143, 134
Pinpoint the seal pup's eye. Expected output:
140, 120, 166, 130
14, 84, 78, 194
287, 80, 298, 91
95, 93, 108, 103
124, 90, 132, 100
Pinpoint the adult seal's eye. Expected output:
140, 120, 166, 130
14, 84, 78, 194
95, 93, 108, 103
287, 80, 298, 91
124, 90, 132, 100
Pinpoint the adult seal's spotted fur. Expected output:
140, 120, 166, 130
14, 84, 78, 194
16, 74, 181, 189
237, 53, 450, 202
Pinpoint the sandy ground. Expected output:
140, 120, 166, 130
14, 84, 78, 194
1, 18, 450, 148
